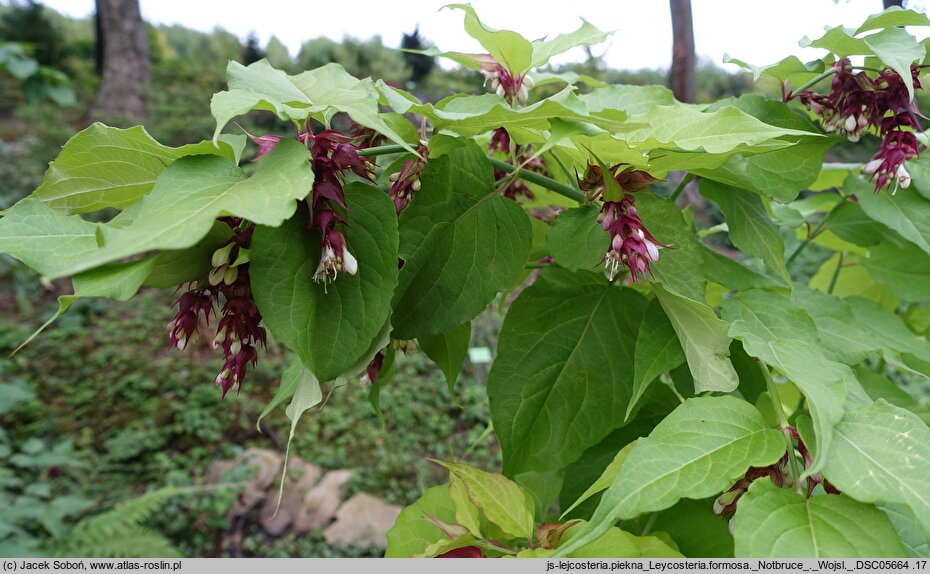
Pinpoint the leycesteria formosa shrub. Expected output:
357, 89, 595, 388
3, 4, 930, 559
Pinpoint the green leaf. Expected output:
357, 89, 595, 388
733, 478, 905, 558
30, 123, 243, 214
695, 96, 831, 203
852, 174, 930, 256
560, 442, 635, 520
530, 20, 611, 69
863, 243, 930, 301
250, 183, 398, 382
762, 339, 848, 476
880, 503, 930, 557
256, 358, 302, 431
801, 26, 870, 57
418, 322, 471, 397
554, 396, 785, 557
444, 4, 533, 75
629, 297, 685, 419
654, 284, 738, 394
45, 139, 314, 280
699, 180, 790, 284
857, 7, 930, 34
385, 485, 458, 558
211, 60, 416, 153
636, 193, 705, 301
822, 400, 930, 540
72, 258, 156, 302
722, 289, 820, 365
863, 27, 924, 102
810, 253, 899, 310
723, 54, 825, 84
547, 205, 607, 273
580, 84, 677, 116
0, 198, 101, 277
431, 460, 535, 540
488, 266, 645, 476
823, 200, 897, 248
698, 244, 782, 291
791, 285, 878, 364
143, 223, 234, 289
848, 297, 930, 363
622, 104, 817, 154
650, 498, 735, 558
556, 522, 682, 558
392, 137, 531, 339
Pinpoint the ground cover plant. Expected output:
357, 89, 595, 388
2, 4, 930, 558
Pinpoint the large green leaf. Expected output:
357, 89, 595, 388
880, 503, 930, 557
863, 243, 930, 301
863, 27, 924, 102
700, 180, 790, 284
823, 200, 898, 248
432, 460, 535, 541
444, 4, 533, 75
852, 174, 930, 256
488, 265, 645, 476
650, 498, 734, 558
31, 123, 243, 214
636, 193, 705, 301
554, 396, 785, 557
791, 285, 878, 364
698, 244, 782, 291
856, 7, 930, 34
43, 139, 314, 280
418, 322, 471, 397
654, 285, 738, 394
391, 137, 532, 339
530, 20, 611, 69
249, 183, 398, 382
722, 289, 820, 365
554, 522, 682, 558
0, 198, 100, 277
723, 54, 825, 84
822, 400, 930, 540
733, 479, 905, 558
629, 297, 685, 418
385, 485, 457, 558
547, 205, 608, 272
695, 96, 831, 203
848, 297, 930, 363
211, 60, 415, 153
580, 84, 677, 115
621, 104, 816, 154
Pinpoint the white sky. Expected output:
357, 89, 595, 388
40, 0, 927, 71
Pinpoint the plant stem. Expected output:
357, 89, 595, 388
759, 363, 803, 493
488, 157, 586, 203
787, 69, 836, 98
785, 197, 846, 269
357, 143, 586, 203
669, 173, 694, 202
827, 252, 845, 294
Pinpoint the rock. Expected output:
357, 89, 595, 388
259, 457, 323, 536
293, 469, 354, 533
209, 448, 283, 518
323, 492, 402, 549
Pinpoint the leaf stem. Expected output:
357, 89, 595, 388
787, 69, 836, 98
785, 197, 846, 268
827, 252, 845, 294
669, 173, 694, 202
358, 143, 587, 203
759, 363, 803, 493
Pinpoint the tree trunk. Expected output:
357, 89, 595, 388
93, 0, 149, 122
669, 0, 696, 103
883, 0, 903, 8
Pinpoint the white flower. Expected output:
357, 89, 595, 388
644, 239, 660, 262
863, 158, 883, 174
895, 164, 911, 190
312, 243, 359, 286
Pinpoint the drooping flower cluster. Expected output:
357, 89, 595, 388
577, 163, 666, 282
167, 219, 266, 396
713, 426, 839, 519
790, 59, 924, 193
488, 128, 546, 201
388, 143, 429, 214
476, 54, 533, 103
307, 129, 375, 286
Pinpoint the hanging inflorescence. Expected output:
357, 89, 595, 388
789, 58, 925, 193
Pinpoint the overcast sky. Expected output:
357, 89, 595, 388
40, 0, 928, 71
